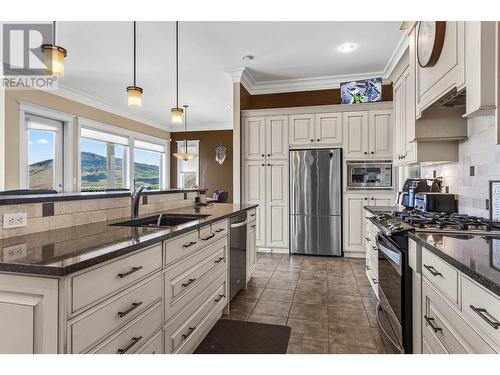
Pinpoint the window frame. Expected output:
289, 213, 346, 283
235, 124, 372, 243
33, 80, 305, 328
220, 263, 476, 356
19, 103, 74, 192
176, 140, 200, 189
78, 117, 169, 191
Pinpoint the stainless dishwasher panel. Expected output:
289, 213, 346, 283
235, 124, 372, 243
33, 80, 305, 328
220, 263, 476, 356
230, 212, 247, 300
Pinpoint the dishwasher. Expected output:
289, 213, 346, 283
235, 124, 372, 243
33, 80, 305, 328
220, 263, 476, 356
229, 212, 247, 300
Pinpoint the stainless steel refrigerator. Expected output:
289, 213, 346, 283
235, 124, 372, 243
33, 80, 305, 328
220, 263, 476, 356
289, 149, 342, 256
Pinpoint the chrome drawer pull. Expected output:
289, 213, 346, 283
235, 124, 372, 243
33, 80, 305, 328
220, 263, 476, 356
365, 237, 371, 242
215, 228, 225, 233
117, 336, 143, 354
423, 264, 443, 277
201, 233, 216, 241
183, 241, 197, 248
214, 257, 225, 264
251, 224, 256, 228
182, 327, 196, 340
118, 266, 143, 278
214, 294, 225, 302
469, 305, 500, 330
117, 301, 143, 318
424, 316, 443, 333
365, 265, 370, 270
182, 278, 196, 288
372, 246, 378, 252
372, 278, 378, 284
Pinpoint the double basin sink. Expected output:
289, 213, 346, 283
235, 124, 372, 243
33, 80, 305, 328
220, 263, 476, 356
110, 213, 210, 228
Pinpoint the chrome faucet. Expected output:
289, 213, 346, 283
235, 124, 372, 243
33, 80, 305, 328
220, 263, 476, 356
131, 184, 150, 219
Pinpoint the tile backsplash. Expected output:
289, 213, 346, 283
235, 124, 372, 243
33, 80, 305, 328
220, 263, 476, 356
421, 115, 500, 218
0, 192, 197, 239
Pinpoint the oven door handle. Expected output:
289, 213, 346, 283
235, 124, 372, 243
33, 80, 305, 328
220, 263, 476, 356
376, 235, 403, 275
376, 302, 403, 352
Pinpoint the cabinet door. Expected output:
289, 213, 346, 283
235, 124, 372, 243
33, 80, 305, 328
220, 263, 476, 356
265, 160, 288, 248
343, 112, 368, 158
243, 117, 266, 160
289, 114, 314, 146
0, 275, 58, 353
243, 161, 266, 247
368, 193, 394, 207
314, 113, 343, 145
343, 194, 368, 254
266, 116, 288, 159
246, 223, 257, 282
368, 110, 392, 158
393, 76, 404, 165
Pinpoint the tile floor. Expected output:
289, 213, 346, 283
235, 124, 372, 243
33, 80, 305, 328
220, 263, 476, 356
221, 253, 387, 354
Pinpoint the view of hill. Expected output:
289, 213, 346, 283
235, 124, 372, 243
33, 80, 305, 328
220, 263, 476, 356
28, 151, 160, 190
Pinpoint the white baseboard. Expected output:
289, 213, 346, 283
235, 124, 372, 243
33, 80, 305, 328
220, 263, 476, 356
256, 247, 289, 254
343, 252, 366, 259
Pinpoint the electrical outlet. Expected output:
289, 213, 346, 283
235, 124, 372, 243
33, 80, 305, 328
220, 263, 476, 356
3, 213, 28, 229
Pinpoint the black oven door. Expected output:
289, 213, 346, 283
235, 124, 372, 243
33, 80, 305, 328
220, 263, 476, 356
376, 233, 405, 353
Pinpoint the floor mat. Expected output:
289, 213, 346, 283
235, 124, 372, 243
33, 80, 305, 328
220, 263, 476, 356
194, 319, 291, 354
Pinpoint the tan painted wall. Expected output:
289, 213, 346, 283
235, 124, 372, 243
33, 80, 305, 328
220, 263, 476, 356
3, 89, 170, 190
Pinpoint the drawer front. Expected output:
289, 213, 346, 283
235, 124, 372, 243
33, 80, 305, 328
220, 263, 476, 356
164, 230, 202, 267
422, 248, 459, 304
72, 244, 162, 312
70, 274, 161, 353
199, 220, 228, 246
165, 275, 227, 354
422, 327, 448, 354
248, 209, 257, 222
461, 276, 500, 349
135, 330, 162, 354
165, 238, 227, 321
210, 220, 228, 238
91, 302, 162, 354
423, 279, 495, 354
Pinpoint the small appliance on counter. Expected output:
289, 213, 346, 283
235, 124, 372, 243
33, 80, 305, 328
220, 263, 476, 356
398, 178, 442, 209
414, 192, 457, 214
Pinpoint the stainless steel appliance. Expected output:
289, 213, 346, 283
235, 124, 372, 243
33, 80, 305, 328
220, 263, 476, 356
398, 178, 441, 209
229, 212, 247, 300
414, 192, 456, 214
289, 149, 342, 256
346, 160, 393, 190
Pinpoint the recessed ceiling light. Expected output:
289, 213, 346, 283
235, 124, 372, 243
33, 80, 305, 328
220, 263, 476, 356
337, 42, 357, 53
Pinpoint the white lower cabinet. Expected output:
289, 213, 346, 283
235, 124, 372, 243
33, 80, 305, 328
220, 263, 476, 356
247, 211, 257, 282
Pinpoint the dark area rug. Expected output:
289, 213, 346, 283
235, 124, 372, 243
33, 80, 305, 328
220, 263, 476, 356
194, 319, 291, 354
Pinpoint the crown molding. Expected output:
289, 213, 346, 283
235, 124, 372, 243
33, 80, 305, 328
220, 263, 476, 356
381, 33, 410, 81
169, 121, 232, 132
225, 67, 245, 83
40, 84, 172, 132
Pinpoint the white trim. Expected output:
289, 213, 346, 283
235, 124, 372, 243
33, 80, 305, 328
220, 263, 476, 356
241, 101, 393, 117
0, 86, 5, 190
19, 102, 74, 123
63, 116, 74, 193
169, 122, 233, 132
381, 33, 410, 81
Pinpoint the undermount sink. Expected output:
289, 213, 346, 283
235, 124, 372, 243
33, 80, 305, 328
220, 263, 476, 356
110, 213, 210, 228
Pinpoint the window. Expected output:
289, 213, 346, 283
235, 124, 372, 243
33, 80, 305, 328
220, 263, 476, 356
80, 128, 129, 191
25, 114, 63, 191
176, 140, 199, 188
134, 140, 165, 190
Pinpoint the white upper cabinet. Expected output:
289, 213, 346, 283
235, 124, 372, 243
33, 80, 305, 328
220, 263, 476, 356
343, 111, 369, 158
243, 117, 266, 160
289, 114, 315, 146
265, 116, 288, 159
314, 113, 343, 145
415, 21, 466, 118
368, 110, 392, 158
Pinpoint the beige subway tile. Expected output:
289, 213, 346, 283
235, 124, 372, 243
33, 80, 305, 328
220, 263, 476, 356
0, 204, 42, 218
113, 197, 131, 208
49, 214, 73, 230
57, 200, 82, 215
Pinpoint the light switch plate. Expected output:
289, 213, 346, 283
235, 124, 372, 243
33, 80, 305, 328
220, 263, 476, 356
3, 213, 28, 229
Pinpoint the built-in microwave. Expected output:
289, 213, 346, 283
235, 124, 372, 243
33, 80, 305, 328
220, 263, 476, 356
346, 160, 393, 190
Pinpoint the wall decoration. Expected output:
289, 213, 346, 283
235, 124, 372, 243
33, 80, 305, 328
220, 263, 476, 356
340, 78, 382, 104
490, 180, 500, 223
417, 21, 446, 68
215, 145, 227, 165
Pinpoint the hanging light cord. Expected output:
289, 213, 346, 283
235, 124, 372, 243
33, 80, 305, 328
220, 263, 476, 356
133, 21, 137, 87
184, 106, 188, 150
53, 21, 56, 44
175, 21, 179, 108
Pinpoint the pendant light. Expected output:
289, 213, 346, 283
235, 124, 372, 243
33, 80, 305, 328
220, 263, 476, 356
41, 21, 67, 77
173, 105, 196, 161
127, 21, 143, 108
171, 21, 183, 124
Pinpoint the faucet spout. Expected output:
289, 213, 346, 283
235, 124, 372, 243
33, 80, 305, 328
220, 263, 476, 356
131, 184, 150, 219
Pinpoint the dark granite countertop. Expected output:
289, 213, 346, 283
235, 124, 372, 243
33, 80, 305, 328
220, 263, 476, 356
0, 188, 207, 205
408, 232, 500, 296
0, 203, 257, 277
364, 205, 401, 215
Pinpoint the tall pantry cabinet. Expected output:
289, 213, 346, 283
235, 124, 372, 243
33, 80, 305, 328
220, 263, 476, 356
243, 116, 289, 251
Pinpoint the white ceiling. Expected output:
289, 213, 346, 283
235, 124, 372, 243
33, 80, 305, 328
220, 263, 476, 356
53, 21, 405, 132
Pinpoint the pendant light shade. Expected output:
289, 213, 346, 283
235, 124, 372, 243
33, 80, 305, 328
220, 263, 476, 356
41, 21, 67, 77
127, 21, 143, 108
171, 21, 183, 124
174, 105, 196, 161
